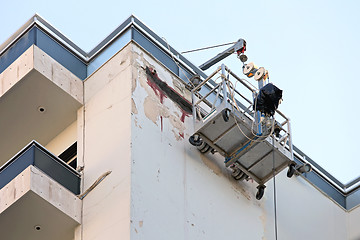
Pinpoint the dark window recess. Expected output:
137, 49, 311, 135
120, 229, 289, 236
59, 142, 77, 169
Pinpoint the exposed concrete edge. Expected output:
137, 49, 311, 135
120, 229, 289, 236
0, 45, 34, 96
0, 165, 32, 213
33, 45, 83, 103
0, 45, 83, 104
0, 166, 81, 224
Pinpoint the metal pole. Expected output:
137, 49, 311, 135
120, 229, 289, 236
287, 118, 294, 160
192, 90, 197, 132
221, 64, 227, 104
255, 78, 267, 135
257, 79, 265, 89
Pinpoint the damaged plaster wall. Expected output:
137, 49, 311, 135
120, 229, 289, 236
130, 43, 265, 239
129, 42, 348, 240
77, 40, 349, 240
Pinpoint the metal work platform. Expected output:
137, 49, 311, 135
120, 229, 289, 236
189, 64, 295, 199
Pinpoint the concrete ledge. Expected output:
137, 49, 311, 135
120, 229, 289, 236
0, 45, 83, 166
0, 166, 81, 240
0, 165, 81, 223
0, 45, 83, 103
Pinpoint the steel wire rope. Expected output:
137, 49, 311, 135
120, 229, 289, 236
227, 71, 279, 239
180, 42, 280, 238
233, 65, 273, 138
228, 83, 272, 142
245, 78, 275, 140
197, 75, 222, 116
162, 37, 195, 88
241, 76, 259, 91
211, 78, 223, 112
250, 90, 272, 138
226, 77, 260, 141
225, 72, 275, 143
164, 37, 276, 140
181, 41, 237, 54
167, 37, 276, 144
272, 136, 279, 240
228, 71, 279, 239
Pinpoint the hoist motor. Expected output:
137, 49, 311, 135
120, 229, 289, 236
254, 83, 283, 117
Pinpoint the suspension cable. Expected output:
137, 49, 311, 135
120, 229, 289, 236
181, 42, 236, 54
272, 137, 279, 240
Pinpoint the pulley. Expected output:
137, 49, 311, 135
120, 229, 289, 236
190, 74, 201, 89
254, 67, 269, 81
243, 62, 258, 78
238, 53, 248, 63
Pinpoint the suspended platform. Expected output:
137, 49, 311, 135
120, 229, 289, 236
189, 64, 295, 200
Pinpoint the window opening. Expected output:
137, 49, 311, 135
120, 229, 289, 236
58, 142, 77, 169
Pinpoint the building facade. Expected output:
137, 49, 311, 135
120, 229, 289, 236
0, 15, 360, 240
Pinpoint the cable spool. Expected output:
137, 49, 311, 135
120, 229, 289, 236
243, 62, 259, 78
254, 67, 269, 81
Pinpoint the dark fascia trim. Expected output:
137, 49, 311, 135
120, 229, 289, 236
2, 14, 360, 210
0, 14, 204, 77
0, 14, 203, 80
293, 145, 345, 190
0, 14, 87, 61
293, 144, 360, 195
0, 140, 80, 195
87, 16, 134, 59
0, 16, 36, 56
0, 140, 80, 177
33, 15, 88, 57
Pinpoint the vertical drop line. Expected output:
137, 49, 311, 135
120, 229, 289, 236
273, 136, 278, 240
81, 79, 85, 240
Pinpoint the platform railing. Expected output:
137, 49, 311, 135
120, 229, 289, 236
191, 65, 294, 158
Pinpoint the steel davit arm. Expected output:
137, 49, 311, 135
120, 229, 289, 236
199, 38, 246, 71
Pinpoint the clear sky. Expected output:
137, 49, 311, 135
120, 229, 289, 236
1, 0, 359, 183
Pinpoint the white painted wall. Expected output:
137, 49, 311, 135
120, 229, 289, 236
130, 43, 350, 240
76, 42, 357, 240
348, 206, 360, 240
45, 121, 77, 156
80, 44, 133, 240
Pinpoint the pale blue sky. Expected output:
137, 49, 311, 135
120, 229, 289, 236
1, 0, 359, 183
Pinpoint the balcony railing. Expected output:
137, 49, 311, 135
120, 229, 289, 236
0, 141, 81, 195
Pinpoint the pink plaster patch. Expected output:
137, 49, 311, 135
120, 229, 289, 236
180, 109, 190, 123
147, 78, 167, 104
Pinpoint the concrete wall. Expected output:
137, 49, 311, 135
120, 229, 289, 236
0, 166, 81, 240
348, 206, 360, 240
129, 42, 349, 240
80, 43, 133, 240
45, 121, 77, 156
75, 41, 356, 240
0, 45, 82, 166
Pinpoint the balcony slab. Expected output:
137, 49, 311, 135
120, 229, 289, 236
0, 45, 83, 166
0, 165, 81, 240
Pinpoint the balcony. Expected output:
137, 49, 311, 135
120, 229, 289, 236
0, 44, 83, 168
0, 141, 81, 240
